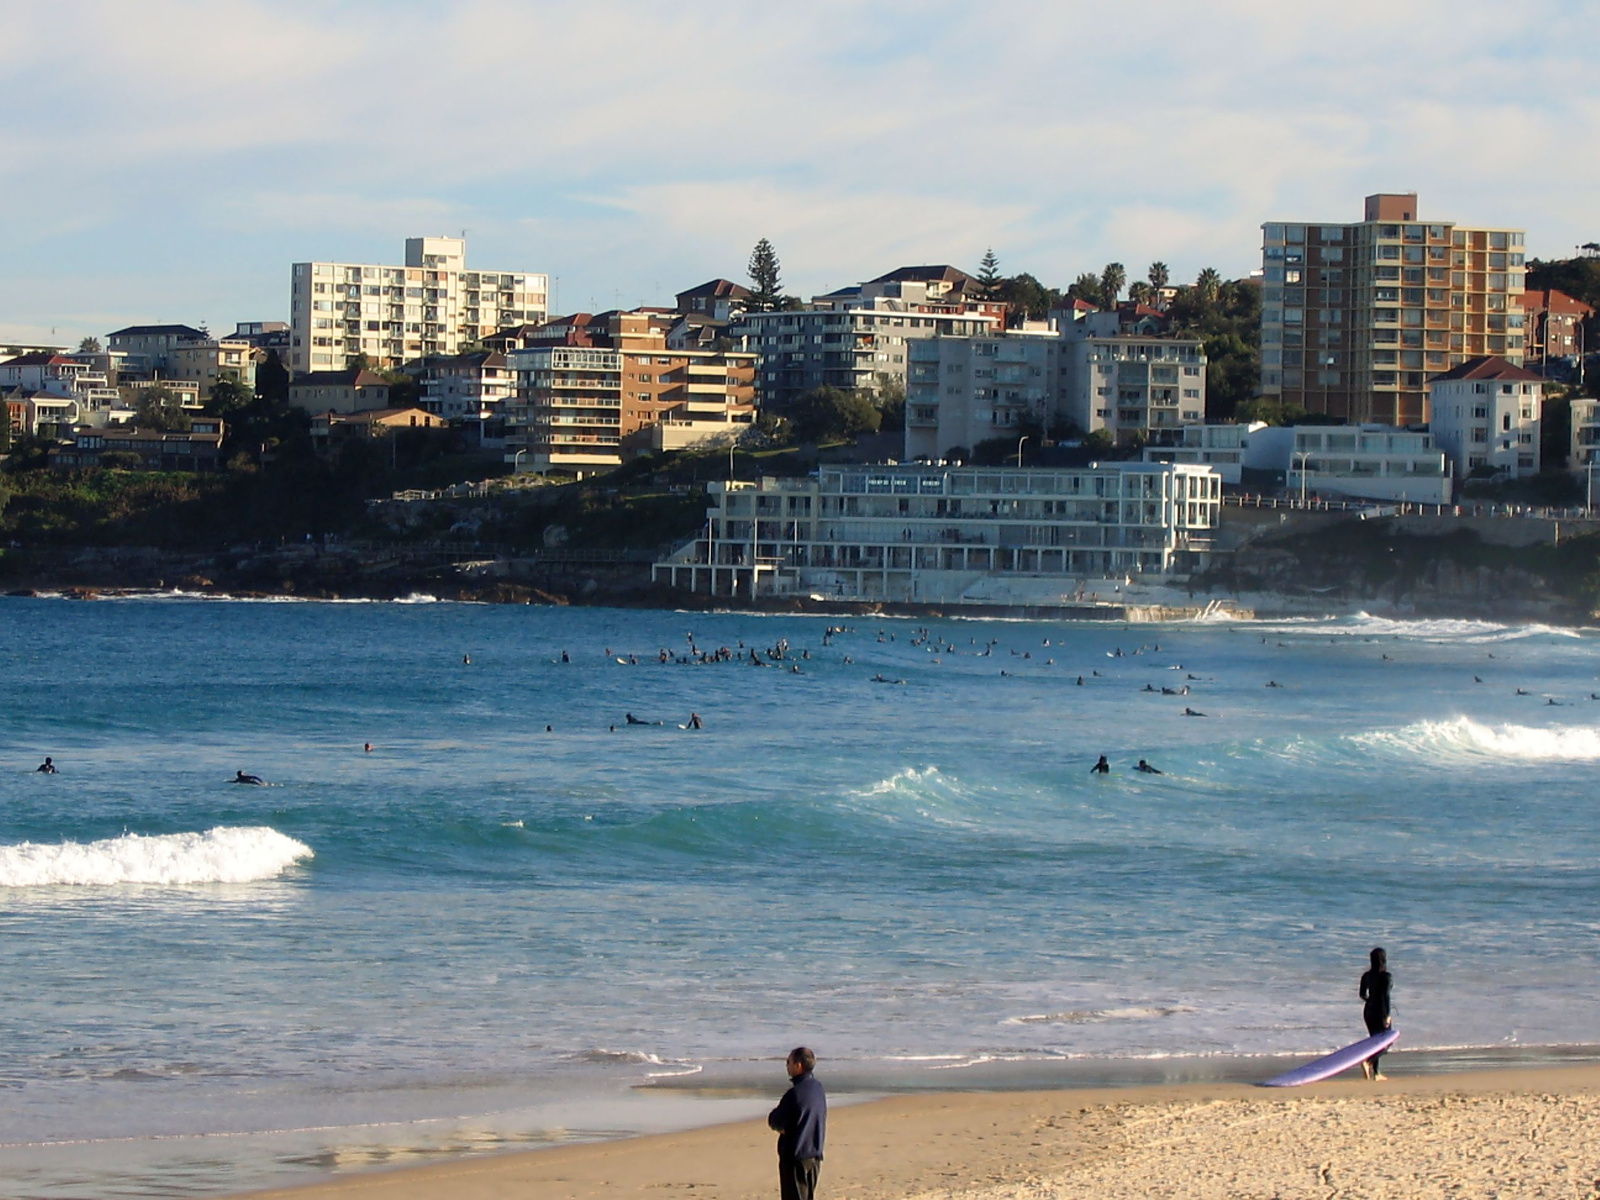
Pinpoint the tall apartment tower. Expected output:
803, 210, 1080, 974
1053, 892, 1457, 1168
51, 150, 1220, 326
1260, 193, 1526, 425
289, 236, 547, 376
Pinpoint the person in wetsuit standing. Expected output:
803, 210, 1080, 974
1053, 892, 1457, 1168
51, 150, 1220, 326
1359, 946, 1392, 1080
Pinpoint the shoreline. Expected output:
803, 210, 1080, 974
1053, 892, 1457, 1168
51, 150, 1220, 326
3, 582, 1595, 628
228, 1059, 1600, 1199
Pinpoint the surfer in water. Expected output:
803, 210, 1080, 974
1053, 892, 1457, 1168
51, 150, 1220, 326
624, 713, 663, 726
1359, 947, 1392, 1081
1090, 755, 1110, 775
1135, 760, 1162, 774
36, 756, 57, 774
233, 770, 267, 786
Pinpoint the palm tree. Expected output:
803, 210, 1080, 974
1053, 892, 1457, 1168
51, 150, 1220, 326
1147, 262, 1169, 293
1128, 281, 1153, 306
1068, 273, 1104, 307
1195, 267, 1222, 304
1100, 262, 1126, 308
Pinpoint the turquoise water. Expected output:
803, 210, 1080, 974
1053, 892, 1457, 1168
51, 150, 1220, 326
2, 597, 1599, 1196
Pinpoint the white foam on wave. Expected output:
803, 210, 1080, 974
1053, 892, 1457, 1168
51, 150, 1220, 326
858, 765, 948, 798
105, 590, 441, 605
1261, 612, 1582, 643
573, 1049, 702, 1077
1353, 716, 1600, 762
1004, 1005, 1199, 1026
0, 826, 313, 887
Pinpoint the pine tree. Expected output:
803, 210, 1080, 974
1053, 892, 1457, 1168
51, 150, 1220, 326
747, 238, 783, 312
976, 248, 1002, 299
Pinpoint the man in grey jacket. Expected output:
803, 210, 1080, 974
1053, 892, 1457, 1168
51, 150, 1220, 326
767, 1047, 826, 1200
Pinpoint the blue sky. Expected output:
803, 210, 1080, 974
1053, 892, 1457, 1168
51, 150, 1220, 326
3, 0, 1598, 345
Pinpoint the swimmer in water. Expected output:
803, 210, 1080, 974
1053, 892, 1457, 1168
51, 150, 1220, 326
1135, 760, 1162, 774
1143, 683, 1157, 692
364, 742, 373, 753
463, 653, 471, 665
1183, 707, 1207, 717
35, 756, 57, 774
687, 712, 704, 729
1266, 680, 1282, 688
1076, 676, 1084, 685
233, 770, 266, 785
1090, 755, 1110, 775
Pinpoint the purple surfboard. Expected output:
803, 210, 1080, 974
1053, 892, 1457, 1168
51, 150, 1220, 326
1260, 1028, 1398, 1087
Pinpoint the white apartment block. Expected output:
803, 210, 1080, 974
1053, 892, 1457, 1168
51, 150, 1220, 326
290, 236, 547, 376
734, 299, 993, 408
419, 351, 515, 445
904, 332, 1059, 460
1249, 425, 1452, 504
1571, 398, 1600, 480
905, 328, 1206, 461
1142, 422, 1267, 485
1062, 334, 1206, 444
652, 462, 1221, 604
1426, 356, 1543, 480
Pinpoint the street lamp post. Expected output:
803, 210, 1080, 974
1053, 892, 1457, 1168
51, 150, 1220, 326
512, 448, 527, 475
1588, 456, 1596, 516
1016, 435, 1029, 468
1293, 450, 1312, 506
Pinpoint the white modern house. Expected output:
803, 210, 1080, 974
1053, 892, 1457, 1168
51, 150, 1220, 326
1247, 425, 1452, 504
652, 462, 1222, 604
1141, 422, 1267, 484
1426, 356, 1543, 480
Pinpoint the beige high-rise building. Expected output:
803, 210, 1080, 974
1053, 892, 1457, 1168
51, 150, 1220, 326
289, 236, 547, 376
1260, 193, 1526, 425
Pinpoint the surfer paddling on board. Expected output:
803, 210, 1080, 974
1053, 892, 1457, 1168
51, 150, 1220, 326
1359, 947, 1392, 1080
1135, 759, 1162, 774
233, 770, 267, 786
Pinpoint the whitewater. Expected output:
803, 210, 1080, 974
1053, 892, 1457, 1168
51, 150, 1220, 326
2, 596, 1598, 1197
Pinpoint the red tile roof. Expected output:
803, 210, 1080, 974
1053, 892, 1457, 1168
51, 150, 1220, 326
1429, 356, 1545, 384
1521, 288, 1595, 318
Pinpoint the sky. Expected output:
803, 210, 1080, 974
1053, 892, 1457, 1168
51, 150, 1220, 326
3, 0, 1598, 346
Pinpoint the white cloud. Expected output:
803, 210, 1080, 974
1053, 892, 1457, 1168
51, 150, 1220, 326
2, 0, 1598, 343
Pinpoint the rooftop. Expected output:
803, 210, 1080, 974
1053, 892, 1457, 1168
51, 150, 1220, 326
107, 324, 208, 340
1429, 356, 1545, 384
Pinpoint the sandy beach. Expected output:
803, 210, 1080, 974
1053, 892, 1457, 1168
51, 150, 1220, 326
231, 1063, 1600, 1200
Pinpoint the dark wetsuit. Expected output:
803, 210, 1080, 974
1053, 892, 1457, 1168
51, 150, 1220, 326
1360, 967, 1392, 1071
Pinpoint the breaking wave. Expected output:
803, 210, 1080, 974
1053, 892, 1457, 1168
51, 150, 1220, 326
1352, 717, 1600, 762
1267, 613, 1583, 643
0, 827, 314, 887
1004, 1006, 1199, 1026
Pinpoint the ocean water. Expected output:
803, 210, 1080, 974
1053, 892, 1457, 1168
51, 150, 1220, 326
2, 596, 1599, 1197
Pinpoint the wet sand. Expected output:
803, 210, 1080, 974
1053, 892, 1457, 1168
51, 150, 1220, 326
234, 1062, 1600, 1200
